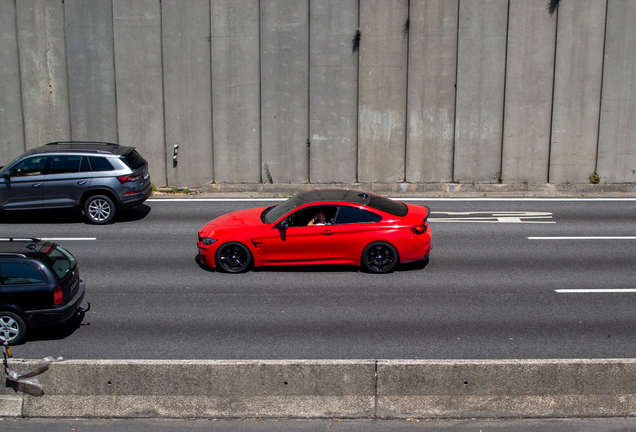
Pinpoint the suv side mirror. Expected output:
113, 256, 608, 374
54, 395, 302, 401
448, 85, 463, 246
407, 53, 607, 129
1, 171, 10, 179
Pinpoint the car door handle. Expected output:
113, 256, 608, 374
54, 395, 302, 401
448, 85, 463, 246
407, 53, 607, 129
78, 180, 87, 185
33, 183, 41, 188
321, 230, 334, 235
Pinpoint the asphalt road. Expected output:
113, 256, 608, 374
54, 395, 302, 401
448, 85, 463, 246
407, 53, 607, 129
1, 197, 635, 361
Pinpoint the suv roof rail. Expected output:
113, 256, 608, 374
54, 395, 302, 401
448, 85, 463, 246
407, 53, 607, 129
0, 237, 41, 242
46, 141, 119, 147
0, 253, 27, 258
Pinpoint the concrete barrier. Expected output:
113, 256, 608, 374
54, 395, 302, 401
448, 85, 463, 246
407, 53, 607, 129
3, 358, 636, 418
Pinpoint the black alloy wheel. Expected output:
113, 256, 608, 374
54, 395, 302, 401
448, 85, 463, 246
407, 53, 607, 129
362, 242, 398, 274
215, 242, 252, 273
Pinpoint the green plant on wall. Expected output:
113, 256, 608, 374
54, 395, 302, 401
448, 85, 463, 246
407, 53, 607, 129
589, 171, 600, 184
493, 171, 503, 184
352, 28, 361, 54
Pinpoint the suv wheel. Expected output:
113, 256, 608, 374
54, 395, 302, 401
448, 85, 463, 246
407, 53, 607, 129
0, 311, 26, 345
84, 195, 116, 224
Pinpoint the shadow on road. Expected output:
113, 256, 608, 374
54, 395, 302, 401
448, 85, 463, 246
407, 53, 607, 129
26, 310, 89, 344
0, 204, 152, 225
194, 255, 429, 274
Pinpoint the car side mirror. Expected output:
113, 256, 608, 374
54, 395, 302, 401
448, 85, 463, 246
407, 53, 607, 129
1, 172, 10, 179
279, 220, 289, 230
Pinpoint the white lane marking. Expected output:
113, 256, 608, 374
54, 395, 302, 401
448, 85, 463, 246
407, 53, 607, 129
529, 237, 636, 240
38, 238, 97, 241
431, 211, 555, 223
147, 198, 285, 202
148, 197, 636, 202
556, 289, 636, 293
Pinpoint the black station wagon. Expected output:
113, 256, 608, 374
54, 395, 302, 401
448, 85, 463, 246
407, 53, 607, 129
0, 238, 87, 344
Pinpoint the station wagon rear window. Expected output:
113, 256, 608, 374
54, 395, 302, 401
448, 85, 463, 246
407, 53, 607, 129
43, 246, 76, 281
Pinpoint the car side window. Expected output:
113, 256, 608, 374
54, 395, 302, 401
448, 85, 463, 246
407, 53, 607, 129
88, 156, 114, 172
79, 156, 91, 172
48, 155, 82, 174
335, 206, 382, 224
0, 263, 46, 285
7, 156, 47, 177
287, 206, 337, 227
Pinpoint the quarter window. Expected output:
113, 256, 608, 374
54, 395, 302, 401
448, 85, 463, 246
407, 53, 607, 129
0, 263, 46, 285
335, 206, 382, 224
88, 156, 114, 172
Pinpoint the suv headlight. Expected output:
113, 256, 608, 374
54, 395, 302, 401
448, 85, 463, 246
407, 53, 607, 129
199, 237, 217, 246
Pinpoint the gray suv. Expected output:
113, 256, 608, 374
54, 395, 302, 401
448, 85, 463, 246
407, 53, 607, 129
0, 142, 151, 224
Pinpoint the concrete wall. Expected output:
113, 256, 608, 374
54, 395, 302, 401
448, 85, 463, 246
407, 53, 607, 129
113, 0, 166, 186
454, 0, 508, 183
15, 0, 70, 150
260, 0, 309, 184
161, 0, 214, 187
2, 0, 635, 187
597, 0, 636, 184
358, 0, 408, 183
65, 0, 118, 143
309, 0, 358, 183
406, 0, 458, 183
211, 0, 262, 184
0, 0, 24, 162
549, 0, 606, 184
501, 0, 556, 183
4, 358, 636, 418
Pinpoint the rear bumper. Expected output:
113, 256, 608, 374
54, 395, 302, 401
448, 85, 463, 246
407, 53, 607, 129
24, 281, 86, 329
120, 181, 152, 209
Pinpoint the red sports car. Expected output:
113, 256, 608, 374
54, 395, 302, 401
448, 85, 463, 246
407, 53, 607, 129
197, 189, 431, 273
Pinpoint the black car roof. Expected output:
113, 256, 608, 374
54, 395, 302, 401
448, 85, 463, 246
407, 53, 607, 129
25, 142, 133, 157
0, 238, 53, 259
293, 189, 408, 217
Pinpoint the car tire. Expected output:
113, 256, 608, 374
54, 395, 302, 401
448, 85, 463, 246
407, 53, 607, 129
0, 311, 27, 345
84, 195, 116, 224
215, 242, 252, 273
361, 241, 398, 274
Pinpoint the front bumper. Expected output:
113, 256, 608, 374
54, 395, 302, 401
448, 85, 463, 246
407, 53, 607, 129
24, 281, 86, 329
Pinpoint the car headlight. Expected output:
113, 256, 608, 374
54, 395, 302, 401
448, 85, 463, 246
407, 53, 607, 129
199, 237, 218, 246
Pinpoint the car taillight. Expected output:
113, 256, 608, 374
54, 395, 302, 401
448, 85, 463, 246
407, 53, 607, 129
117, 174, 142, 184
411, 224, 428, 235
53, 286, 64, 305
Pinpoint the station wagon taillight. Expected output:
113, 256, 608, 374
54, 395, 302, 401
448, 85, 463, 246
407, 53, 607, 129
411, 224, 428, 235
53, 286, 64, 305
117, 174, 142, 184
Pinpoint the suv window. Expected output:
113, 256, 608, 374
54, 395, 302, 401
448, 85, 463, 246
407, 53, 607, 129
49, 155, 82, 174
8, 156, 47, 177
0, 263, 46, 285
122, 150, 147, 170
43, 246, 76, 281
88, 156, 114, 172
335, 206, 382, 224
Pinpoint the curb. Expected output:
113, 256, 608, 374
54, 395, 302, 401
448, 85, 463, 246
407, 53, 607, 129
155, 182, 636, 198
3, 359, 636, 419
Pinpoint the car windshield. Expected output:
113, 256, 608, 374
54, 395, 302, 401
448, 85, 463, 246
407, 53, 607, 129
1, 155, 24, 174
43, 246, 76, 281
262, 195, 310, 224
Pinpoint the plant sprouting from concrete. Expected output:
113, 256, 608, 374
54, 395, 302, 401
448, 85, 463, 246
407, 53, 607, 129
589, 171, 600, 184
352, 28, 361, 54
547, 0, 560, 16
